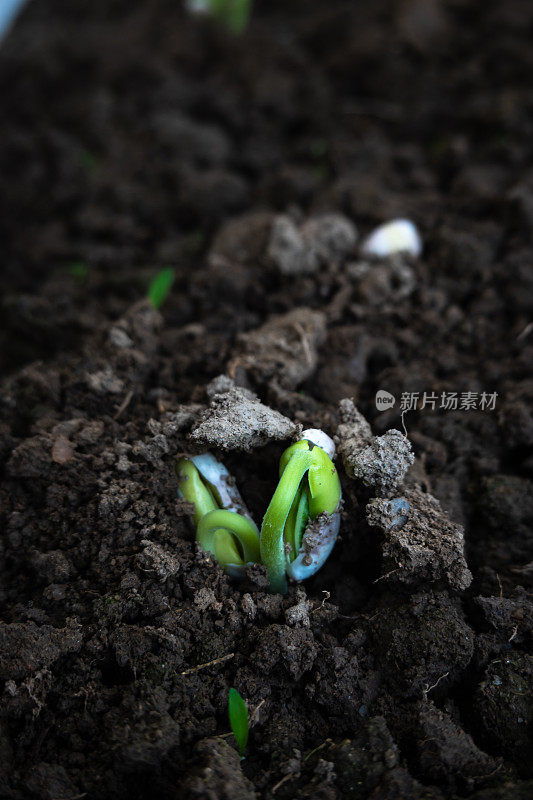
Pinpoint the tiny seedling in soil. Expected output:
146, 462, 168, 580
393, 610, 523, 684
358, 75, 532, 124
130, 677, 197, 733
211, 0, 252, 33
147, 267, 175, 309
228, 688, 249, 757
260, 435, 342, 594
78, 148, 98, 173
176, 453, 260, 577
68, 261, 89, 283
176, 431, 342, 593
189, 0, 252, 34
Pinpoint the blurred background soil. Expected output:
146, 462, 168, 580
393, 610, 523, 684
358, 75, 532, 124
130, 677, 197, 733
0, 1, 532, 798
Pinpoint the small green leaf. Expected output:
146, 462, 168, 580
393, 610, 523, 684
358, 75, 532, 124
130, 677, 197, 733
210, 0, 252, 34
148, 267, 176, 308
69, 261, 88, 283
228, 687, 249, 756
79, 149, 98, 173
148, 267, 175, 309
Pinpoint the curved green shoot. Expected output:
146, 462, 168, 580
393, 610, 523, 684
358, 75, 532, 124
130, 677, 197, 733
148, 267, 175, 309
176, 458, 218, 524
197, 509, 260, 566
260, 440, 341, 594
228, 688, 249, 757
176, 457, 260, 573
284, 486, 309, 559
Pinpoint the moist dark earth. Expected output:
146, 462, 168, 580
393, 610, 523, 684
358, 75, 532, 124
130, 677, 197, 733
1, 0, 532, 798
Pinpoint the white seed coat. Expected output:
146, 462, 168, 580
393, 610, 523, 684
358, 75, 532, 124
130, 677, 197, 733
301, 428, 336, 459
190, 453, 248, 517
286, 507, 341, 581
361, 219, 422, 258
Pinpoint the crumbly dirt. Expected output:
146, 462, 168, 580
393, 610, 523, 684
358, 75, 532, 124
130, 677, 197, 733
188, 375, 298, 451
1, 1, 532, 799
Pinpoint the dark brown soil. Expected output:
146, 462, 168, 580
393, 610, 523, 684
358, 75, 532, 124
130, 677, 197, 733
1, 1, 532, 799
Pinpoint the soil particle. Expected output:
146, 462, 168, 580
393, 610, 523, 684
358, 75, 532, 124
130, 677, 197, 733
331, 716, 400, 797
29, 550, 73, 585
112, 300, 162, 355
193, 587, 222, 613
182, 737, 257, 799
372, 591, 474, 698
157, 405, 205, 439
474, 590, 533, 650
136, 540, 182, 583
466, 783, 533, 800
412, 702, 505, 793
85, 365, 126, 395
255, 592, 284, 621
7, 434, 59, 479
498, 393, 533, 451
240, 593, 257, 621
301, 214, 358, 265
209, 211, 276, 266
326, 714, 454, 798
373, 767, 445, 800
474, 475, 533, 567
189, 375, 297, 451
152, 113, 231, 167
251, 624, 318, 682
50, 433, 76, 464
335, 398, 373, 459
472, 654, 533, 776
306, 643, 365, 728
348, 254, 417, 307
342, 427, 414, 497
395, 0, 449, 54
284, 588, 312, 628
0, 620, 82, 681
267, 212, 357, 276
295, 757, 336, 799
267, 215, 310, 275
179, 167, 250, 223
367, 485, 472, 592
228, 307, 327, 392
23, 762, 80, 800
108, 696, 182, 774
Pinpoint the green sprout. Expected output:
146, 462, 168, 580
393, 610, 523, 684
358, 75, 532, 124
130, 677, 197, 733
78, 149, 98, 174
175, 432, 342, 592
260, 439, 342, 594
191, 0, 252, 34
68, 261, 89, 283
148, 267, 175, 309
176, 454, 260, 576
211, 0, 252, 33
228, 688, 249, 757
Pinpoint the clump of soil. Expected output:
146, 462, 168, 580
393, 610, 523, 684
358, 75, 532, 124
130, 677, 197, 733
1, 1, 532, 799
188, 375, 298, 451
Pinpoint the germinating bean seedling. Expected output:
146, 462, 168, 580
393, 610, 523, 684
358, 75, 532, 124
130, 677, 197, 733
176, 431, 342, 593
176, 452, 260, 577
